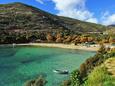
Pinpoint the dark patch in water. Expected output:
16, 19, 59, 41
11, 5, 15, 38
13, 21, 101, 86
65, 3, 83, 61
0, 52, 16, 58
0, 73, 31, 86
0, 65, 16, 69
21, 59, 35, 64
34, 54, 60, 63
0, 65, 17, 74
20, 54, 57, 65
0, 47, 18, 58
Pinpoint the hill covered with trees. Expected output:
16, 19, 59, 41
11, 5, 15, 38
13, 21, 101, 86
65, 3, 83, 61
0, 2, 107, 32
0, 2, 114, 44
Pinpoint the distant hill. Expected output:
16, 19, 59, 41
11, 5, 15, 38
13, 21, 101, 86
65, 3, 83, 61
108, 24, 115, 27
0, 2, 107, 32
105, 25, 115, 35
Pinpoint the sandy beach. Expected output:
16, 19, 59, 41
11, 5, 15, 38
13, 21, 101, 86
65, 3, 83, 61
1, 43, 115, 51
12, 43, 100, 51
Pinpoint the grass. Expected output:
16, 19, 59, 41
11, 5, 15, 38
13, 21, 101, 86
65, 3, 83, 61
104, 57, 115, 76
83, 65, 115, 86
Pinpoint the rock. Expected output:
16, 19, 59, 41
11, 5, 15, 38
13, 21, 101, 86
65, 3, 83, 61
24, 76, 47, 86
24, 80, 35, 86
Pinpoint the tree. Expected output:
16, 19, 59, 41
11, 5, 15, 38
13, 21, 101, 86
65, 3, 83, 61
98, 43, 107, 54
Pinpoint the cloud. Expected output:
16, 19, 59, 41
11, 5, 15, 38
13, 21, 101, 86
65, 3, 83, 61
101, 12, 115, 25
86, 18, 98, 23
51, 0, 98, 23
35, 0, 98, 23
36, 0, 44, 4
35, 0, 115, 25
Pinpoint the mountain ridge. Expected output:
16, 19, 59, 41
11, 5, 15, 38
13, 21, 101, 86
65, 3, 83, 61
0, 2, 107, 32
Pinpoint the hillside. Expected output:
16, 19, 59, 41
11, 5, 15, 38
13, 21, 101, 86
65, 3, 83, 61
108, 24, 115, 28
59, 16, 106, 32
0, 2, 107, 32
104, 58, 115, 76
0, 2, 67, 31
104, 25, 115, 35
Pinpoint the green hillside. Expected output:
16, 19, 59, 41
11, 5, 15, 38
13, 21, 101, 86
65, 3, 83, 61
0, 2, 107, 32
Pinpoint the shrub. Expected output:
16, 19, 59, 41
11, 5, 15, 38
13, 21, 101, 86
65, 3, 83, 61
84, 66, 115, 86
61, 80, 71, 86
24, 76, 47, 86
97, 44, 107, 54
70, 70, 82, 86
69, 46, 115, 86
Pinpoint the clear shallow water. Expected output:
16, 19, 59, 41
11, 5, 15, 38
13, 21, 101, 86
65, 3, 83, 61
0, 46, 95, 86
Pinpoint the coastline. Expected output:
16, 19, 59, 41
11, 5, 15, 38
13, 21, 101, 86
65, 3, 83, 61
1, 43, 114, 51
14, 43, 100, 51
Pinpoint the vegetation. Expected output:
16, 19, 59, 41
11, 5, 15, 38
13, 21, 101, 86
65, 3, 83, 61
104, 57, 115, 77
24, 76, 47, 86
0, 2, 108, 31
0, 2, 114, 44
0, 30, 115, 44
59, 16, 107, 32
61, 45, 115, 86
84, 66, 115, 86
70, 70, 82, 86
0, 2, 115, 86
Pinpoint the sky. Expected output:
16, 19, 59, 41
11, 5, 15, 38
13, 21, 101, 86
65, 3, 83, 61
0, 0, 115, 25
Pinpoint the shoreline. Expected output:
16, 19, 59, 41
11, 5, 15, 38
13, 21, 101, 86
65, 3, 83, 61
0, 43, 114, 51
3, 43, 100, 51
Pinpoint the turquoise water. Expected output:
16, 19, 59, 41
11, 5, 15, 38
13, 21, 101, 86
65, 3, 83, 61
0, 46, 95, 86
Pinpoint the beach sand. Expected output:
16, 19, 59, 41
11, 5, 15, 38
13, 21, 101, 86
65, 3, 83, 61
14, 43, 100, 51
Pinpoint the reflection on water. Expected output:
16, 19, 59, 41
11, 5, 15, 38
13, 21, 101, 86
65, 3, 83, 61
0, 46, 95, 86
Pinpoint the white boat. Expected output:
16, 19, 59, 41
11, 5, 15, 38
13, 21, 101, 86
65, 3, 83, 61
53, 69, 69, 74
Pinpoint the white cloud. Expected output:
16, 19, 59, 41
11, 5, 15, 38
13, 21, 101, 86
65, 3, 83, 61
51, 0, 98, 23
86, 18, 98, 23
52, 0, 85, 11
35, 0, 115, 25
35, 0, 98, 23
36, 0, 44, 4
101, 12, 115, 25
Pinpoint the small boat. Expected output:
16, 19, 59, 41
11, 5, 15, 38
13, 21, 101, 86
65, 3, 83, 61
53, 69, 69, 74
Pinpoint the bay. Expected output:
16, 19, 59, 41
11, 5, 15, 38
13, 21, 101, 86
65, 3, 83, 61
0, 46, 95, 86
